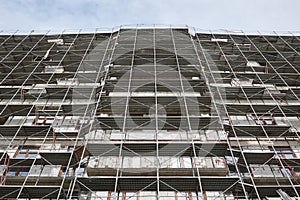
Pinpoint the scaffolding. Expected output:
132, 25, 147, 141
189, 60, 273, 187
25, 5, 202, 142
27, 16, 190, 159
0, 25, 298, 199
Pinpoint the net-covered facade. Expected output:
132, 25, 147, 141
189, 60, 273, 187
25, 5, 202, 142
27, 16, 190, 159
0, 25, 299, 199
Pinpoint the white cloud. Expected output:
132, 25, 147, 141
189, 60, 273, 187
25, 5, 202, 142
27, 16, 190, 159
0, 0, 299, 31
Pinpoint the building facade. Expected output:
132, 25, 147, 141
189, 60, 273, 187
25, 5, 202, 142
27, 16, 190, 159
0, 25, 299, 199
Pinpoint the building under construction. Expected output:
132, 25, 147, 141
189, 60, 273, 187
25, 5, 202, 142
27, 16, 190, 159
0, 25, 299, 199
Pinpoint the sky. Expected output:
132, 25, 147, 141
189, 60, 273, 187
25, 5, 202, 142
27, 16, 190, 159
0, 0, 299, 32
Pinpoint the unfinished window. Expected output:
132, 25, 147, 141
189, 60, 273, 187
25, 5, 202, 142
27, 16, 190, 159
43, 105, 61, 111
205, 192, 234, 199
28, 165, 43, 176
18, 167, 30, 176
27, 88, 47, 95
7, 166, 30, 176
250, 164, 274, 177
211, 38, 228, 42
109, 76, 117, 80
40, 165, 62, 177
27, 84, 47, 95
221, 54, 239, 61
56, 77, 79, 85
234, 43, 251, 50
231, 78, 253, 86
33, 117, 55, 126
223, 117, 231, 125
47, 39, 64, 45
74, 167, 85, 176
14, 146, 40, 159
247, 61, 268, 73
247, 61, 261, 67
264, 86, 281, 95
61, 167, 74, 177
292, 167, 300, 177
193, 157, 226, 169
273, 146, 295, 159
33, 49, 51, 61
43, 65, 64, 73
75, 117, 90, 130
253, 116, 276, 125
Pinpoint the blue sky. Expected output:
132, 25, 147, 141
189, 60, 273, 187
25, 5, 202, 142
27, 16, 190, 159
0, 0, 299, 31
